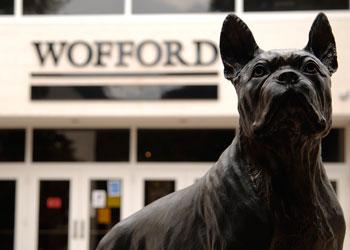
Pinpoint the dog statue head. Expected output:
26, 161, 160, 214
220, 13, 337, 141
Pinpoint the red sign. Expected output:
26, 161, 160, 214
46, 197, 62, 209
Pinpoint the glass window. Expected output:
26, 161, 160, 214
31, 85, 218, 101
321, 128, 344, 163
133, 0, 234, 13
244, 0, 349, 11
23, 0, 124, 15
90, 180, 121, 250
138, 129, 235, 162
144, 180, 175, 206
0, 129, 25, 162
0, 180, 16, 250
0, 0, 13, 14
33, 129, 130, 162
330, 180, 337, 195
38, 180, 69, 250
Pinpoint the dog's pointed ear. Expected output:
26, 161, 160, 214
305, 13, 338, 74
220, 14, 261, 81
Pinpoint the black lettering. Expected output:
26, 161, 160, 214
95, 41, 113, 67
33, 41, 67, 66
194, 40, 218, 66
164, 41, 188, 66
137, 40, 162, 67
67, 41, 93, 67
115, 41, 134, 67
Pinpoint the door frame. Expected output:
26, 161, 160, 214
0, 165, 24, 250
29, 165, 82, 250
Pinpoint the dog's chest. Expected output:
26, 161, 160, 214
269, 188, 345, 250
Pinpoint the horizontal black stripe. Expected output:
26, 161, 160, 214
31, 71, 219, 78
31, 85, 218, 100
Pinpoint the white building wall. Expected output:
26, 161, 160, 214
0, 11, 349, 250
0, 13, 349, 121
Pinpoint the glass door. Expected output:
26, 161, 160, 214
33, 167, 82, 250
0, 179, 16, 250
31, 128, 132, 250
80, 165, 131, 250
0, 165, 26, 250
88, 179, 122, 249
37, 180, 70, 250
77, 163, 212, 250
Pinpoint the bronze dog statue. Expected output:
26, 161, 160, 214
97, 13, 345, 250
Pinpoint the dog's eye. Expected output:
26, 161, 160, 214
252, 65, 268, 78
303, 61, 318, 74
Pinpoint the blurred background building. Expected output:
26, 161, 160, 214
0, 0, 349, 249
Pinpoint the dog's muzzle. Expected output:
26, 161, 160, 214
252, 81, 328, 138
276, 70, 299, 85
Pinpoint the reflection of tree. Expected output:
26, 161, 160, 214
210, 0, 235, 12
23, 0, 69, 14
33, 130, 77, 161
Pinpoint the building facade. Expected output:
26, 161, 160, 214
0, 0, 350, 250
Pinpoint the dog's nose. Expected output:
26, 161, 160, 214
277, 71, 299, 85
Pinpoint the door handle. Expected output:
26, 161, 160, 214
80, 221, 85, 239
73, 220, 78, 239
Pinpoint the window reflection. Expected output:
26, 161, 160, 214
0, 181, 15, 250
244, 0, 348, 11
138, 129, 235, 162
0, 130, 25, 162
322, 128, 345, 163
90, 180, 121, 250
133, 0, 234, 13
102, 85, 217, 100
330, 180, 337, 195
31, 85, 218, 100
0, 0, 13, 15
33, 129, 130, 162
23, 0, 124, 14
144, 180, 175, 206
38, 180, 69, 250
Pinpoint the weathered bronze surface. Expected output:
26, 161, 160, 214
97, 13, 345, 250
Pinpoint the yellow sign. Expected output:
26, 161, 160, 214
107, 197, 121, 208
97, 208, 111, 224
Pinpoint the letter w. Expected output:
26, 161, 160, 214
33, 42, 67, 66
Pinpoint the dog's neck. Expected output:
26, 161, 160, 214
234, 127, 335, 245
235, 127, 325, 215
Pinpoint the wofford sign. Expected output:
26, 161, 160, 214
32, 40, 219, 68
